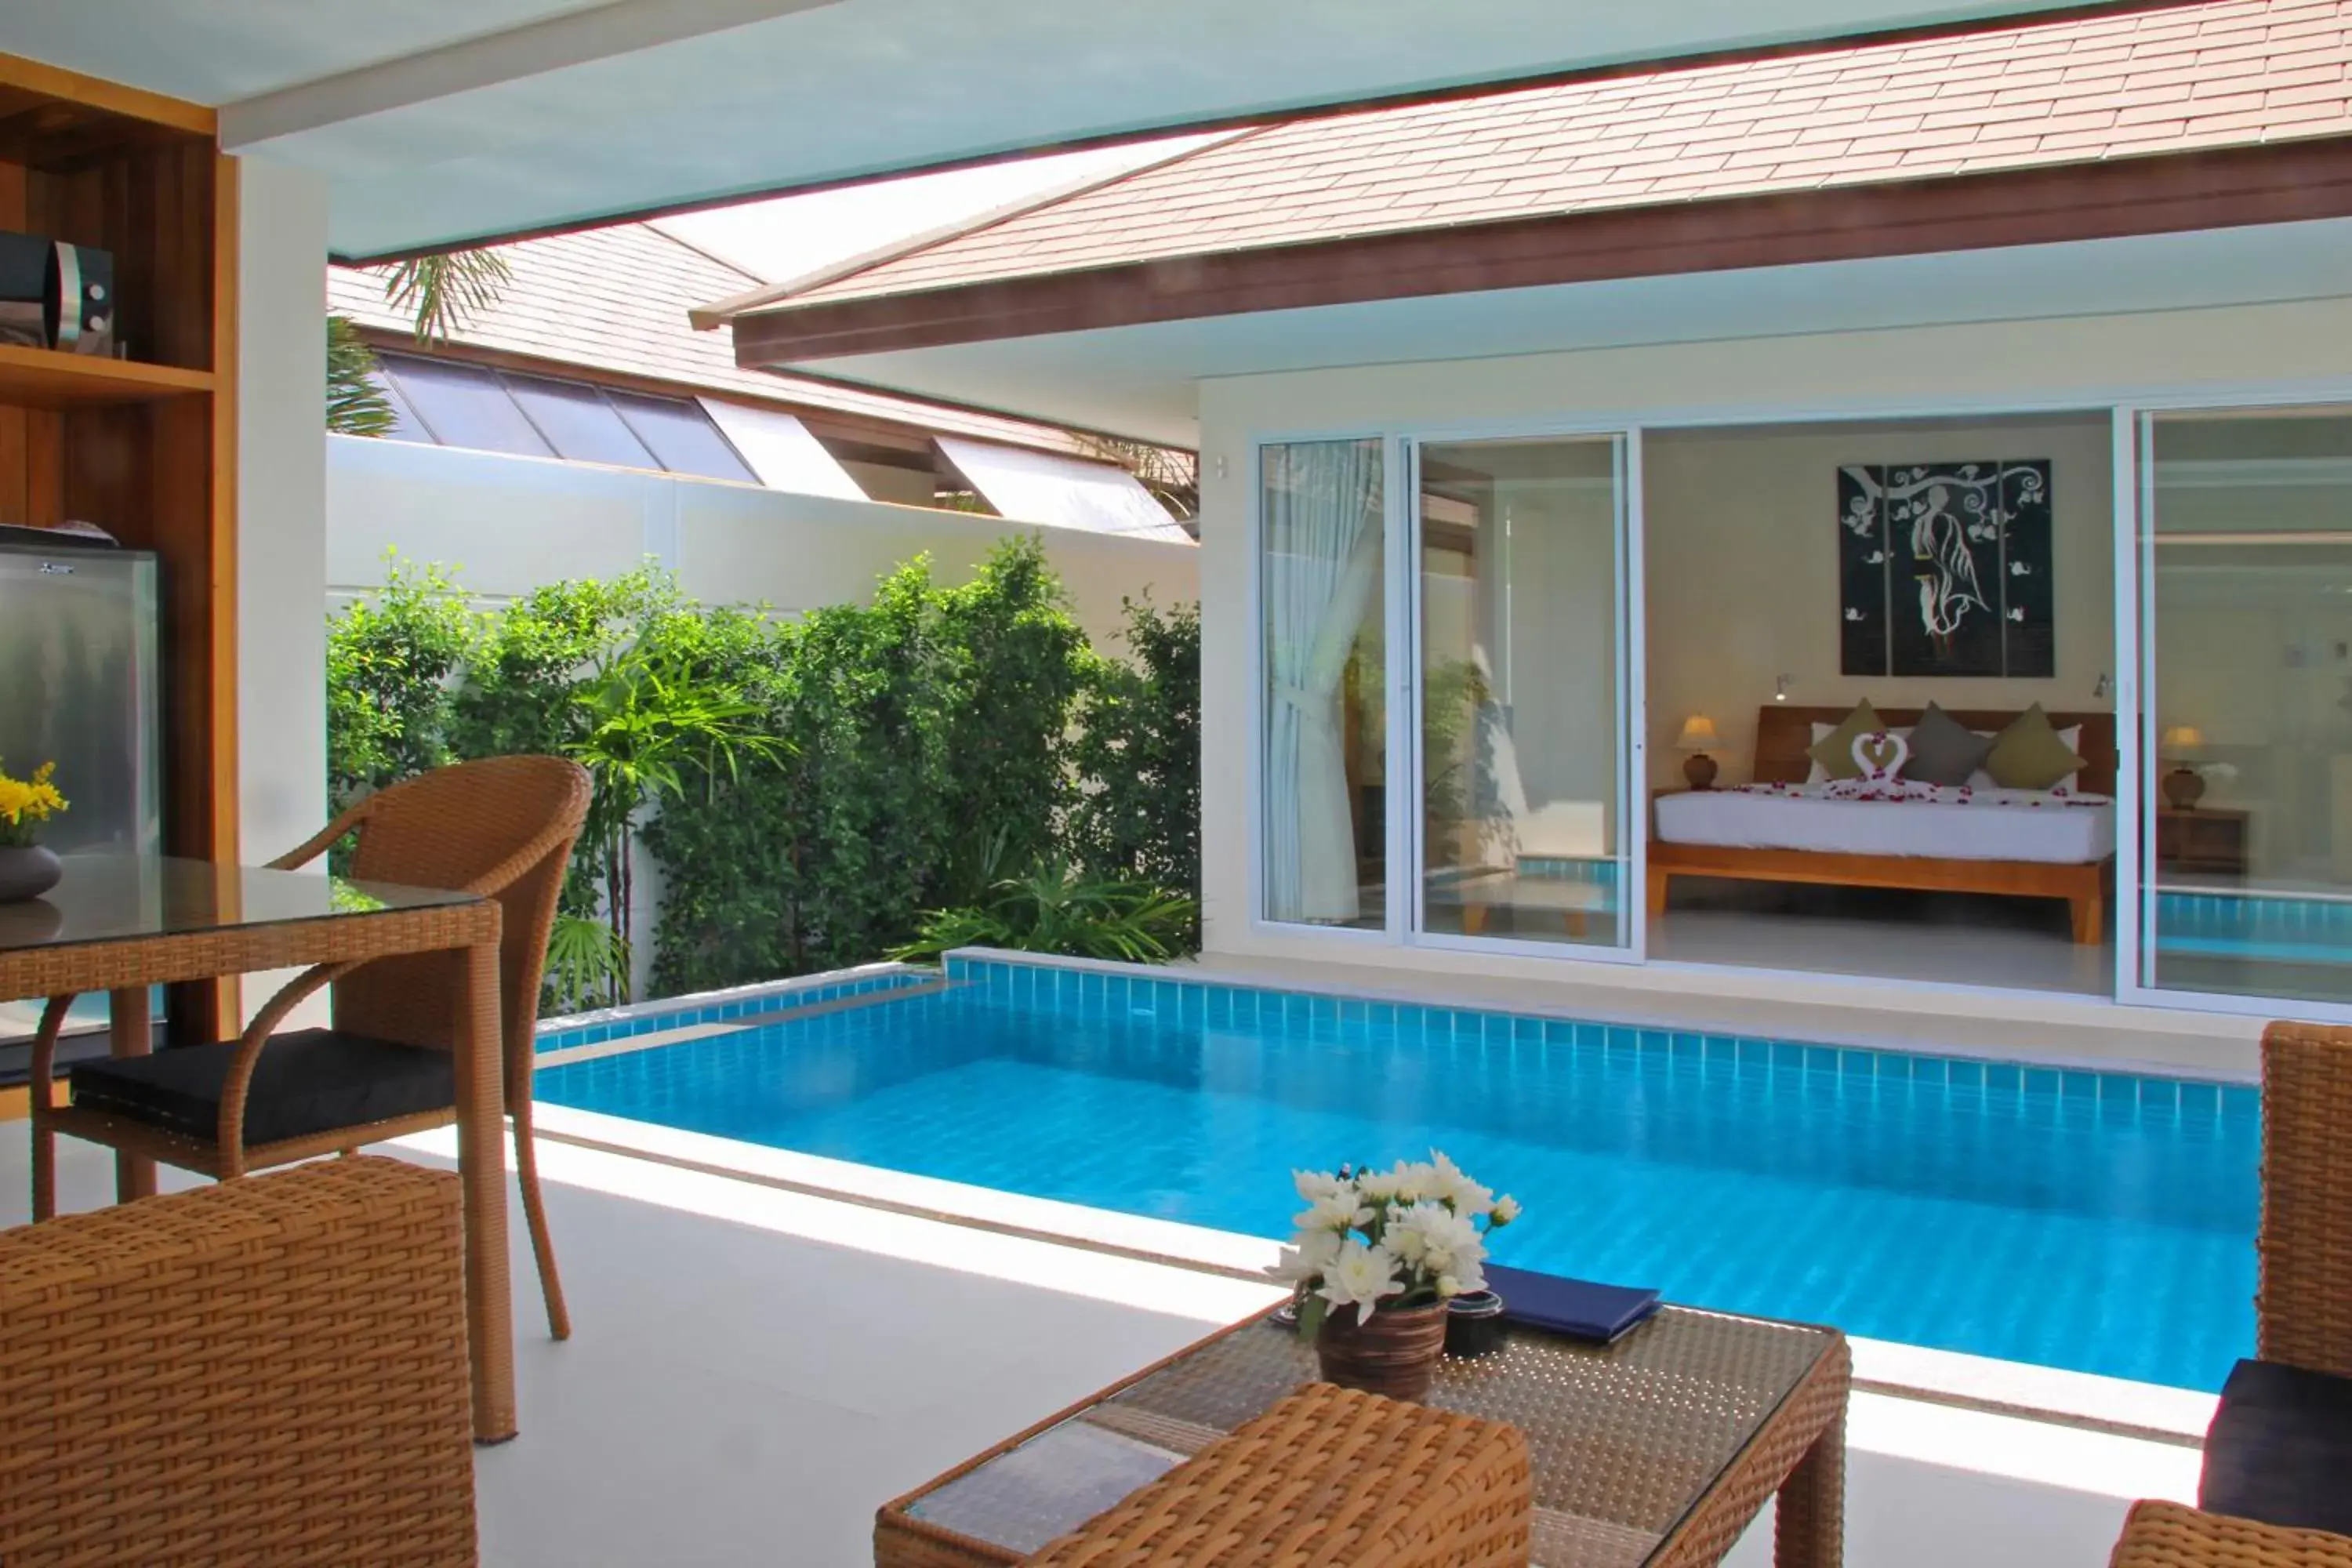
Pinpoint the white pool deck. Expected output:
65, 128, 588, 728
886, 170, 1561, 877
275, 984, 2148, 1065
4, 1116, 2208, 1568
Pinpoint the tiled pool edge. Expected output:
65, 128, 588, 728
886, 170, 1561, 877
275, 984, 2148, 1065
940, 949, 2263, 1107
533, 963, 932, 1056
524, 1101, 2218, 1446
532, 950, 2259, 1091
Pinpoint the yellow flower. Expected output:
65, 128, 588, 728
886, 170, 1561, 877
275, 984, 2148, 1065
0, 759, 67, 841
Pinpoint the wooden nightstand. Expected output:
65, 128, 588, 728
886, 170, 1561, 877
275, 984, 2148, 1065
2156, 808, 2249, 879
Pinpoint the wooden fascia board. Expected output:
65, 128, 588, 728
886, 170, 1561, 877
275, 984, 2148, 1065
730, 136, 2352, 364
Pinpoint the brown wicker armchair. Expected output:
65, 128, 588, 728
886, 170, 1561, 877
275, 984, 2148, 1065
2109, 1022, 2352, 1565
0, 1159, 477, 1566
27, 754, 590, 1340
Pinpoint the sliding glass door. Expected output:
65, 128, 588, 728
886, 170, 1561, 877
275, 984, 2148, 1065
1412, 434, 1639, 953
2137, 407, 2352, 1007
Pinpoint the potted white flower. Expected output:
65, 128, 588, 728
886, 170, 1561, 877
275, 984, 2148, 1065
1268, 1152, 1520, 1402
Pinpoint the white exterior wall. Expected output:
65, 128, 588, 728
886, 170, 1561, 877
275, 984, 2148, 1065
1196, 290, 2352, 1058
237, 158, 332, 1027
325, 435, 1196, 646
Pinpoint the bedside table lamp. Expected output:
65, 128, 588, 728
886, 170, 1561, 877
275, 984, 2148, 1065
1676, 714, 1722, 790
2161, 726, 2206, 810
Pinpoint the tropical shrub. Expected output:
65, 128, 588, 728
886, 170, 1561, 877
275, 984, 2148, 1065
644, 543, 1091, 993
1066, 597, 1200, 908
325, 554, 480, 807
892, 850, 1200, 966
325, 535, 1202, 1010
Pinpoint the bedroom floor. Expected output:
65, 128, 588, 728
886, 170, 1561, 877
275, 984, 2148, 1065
1652, 882, 2111, 996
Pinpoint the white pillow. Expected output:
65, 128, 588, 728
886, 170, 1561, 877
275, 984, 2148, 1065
1806, 720, 1913, 784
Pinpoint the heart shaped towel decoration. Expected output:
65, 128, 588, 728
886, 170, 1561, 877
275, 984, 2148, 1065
1851, 728, 1910, 782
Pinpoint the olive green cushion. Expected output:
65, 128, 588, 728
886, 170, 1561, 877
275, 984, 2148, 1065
1984, 704, 2085, 791
1805, 701, 1885, 782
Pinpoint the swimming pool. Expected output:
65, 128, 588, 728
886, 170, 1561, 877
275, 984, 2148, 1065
535, 956, 2259, 1392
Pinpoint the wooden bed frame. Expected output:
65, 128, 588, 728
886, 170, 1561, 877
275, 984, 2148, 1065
1647, 706, 2118, 945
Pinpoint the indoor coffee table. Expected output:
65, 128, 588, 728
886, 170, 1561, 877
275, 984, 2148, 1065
877, 1304, 1848, 1568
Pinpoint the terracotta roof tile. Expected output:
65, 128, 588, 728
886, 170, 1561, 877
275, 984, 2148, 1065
329, 223, 1087, 455
736, 0, 2352, 317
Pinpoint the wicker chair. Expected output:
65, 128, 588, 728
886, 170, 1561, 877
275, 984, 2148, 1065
2109, 1021, 2352, 1564
0, 1158, 477, 1566
1019, 1381, 1530, 1567
27, 754, 590, 1340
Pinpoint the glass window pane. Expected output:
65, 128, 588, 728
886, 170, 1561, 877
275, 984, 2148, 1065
377, 354, 553, 459
1418, 437, 1628, 948
503, 373, 659, 469
370, 367, 434, 444
1261, 439, 1386, 929
699, 398, 866, 498
2143, 408, 2352, 1005
607, 390, 756, 482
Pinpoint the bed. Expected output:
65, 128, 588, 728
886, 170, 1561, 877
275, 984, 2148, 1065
1648, 705, 2118, 944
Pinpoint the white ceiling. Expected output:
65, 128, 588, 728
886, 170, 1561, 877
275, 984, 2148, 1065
784, 220, 2352, 447
12, 0, 2103, 257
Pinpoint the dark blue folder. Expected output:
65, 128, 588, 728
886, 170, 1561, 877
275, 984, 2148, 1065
1486, 1265, 1661, 1344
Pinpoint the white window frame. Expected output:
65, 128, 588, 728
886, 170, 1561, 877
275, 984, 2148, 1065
2114, 390, 2352, 1025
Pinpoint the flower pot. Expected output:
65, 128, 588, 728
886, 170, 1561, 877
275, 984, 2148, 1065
1316, 1299, 1448, 1402
0, 844, 60, 904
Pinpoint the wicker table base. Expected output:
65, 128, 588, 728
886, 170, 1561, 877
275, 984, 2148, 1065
1025, 1381, 1531, 1566
877, 1305, 1848, 1568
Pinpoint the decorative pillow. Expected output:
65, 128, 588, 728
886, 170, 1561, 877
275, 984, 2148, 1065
1965, 727, 2079, 791
1806, 720, 1914, 782
1805, 701, 1885, 782
1904, 703, 1996, 788
1985, 705, 2086, 791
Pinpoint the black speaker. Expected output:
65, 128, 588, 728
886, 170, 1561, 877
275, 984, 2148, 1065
0, 231, 114, 355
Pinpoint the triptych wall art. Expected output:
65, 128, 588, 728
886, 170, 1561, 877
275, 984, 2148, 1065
1837, 460, 2054, 678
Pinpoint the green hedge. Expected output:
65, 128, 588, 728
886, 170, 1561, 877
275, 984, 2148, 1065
325, 538, 1200, 1005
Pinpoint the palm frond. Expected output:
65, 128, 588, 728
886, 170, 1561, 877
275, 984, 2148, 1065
325, 315, 396, 437
545, 913, 630, 1014
384, 249, 514, 344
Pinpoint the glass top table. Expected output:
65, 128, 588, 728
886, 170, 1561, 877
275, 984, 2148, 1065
1, 851, 521, 1445
881, 1305, 1849, 1568
0, 852, 479, 963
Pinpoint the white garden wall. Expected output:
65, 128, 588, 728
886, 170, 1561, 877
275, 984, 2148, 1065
325, 435, 1196, 644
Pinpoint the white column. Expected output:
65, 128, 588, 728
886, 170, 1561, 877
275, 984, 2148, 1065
236, 155, 331, 1023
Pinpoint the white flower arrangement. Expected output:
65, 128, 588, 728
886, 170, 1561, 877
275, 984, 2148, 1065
1268, 1152, 1520, 1337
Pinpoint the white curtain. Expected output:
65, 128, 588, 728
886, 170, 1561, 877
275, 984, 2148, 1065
1264, 441, 1384, 924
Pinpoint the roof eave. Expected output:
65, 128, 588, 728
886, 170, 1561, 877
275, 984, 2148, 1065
729, 136, 2352, 366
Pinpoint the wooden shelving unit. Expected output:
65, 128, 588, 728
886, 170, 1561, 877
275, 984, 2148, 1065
0, 340, 215, 407
1, 50, 238, 1038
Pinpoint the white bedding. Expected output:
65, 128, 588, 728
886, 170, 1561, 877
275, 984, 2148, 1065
1655, 783, 2115, 864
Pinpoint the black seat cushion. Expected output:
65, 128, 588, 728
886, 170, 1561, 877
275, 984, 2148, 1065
2201, 1357, 2352, 1537
68, 1029, 456, 1148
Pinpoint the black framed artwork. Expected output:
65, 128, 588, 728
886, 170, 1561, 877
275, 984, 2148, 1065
1838, 460, 2053, 678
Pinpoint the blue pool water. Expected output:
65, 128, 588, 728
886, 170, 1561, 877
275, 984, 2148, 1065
538, 962, 2259, 1391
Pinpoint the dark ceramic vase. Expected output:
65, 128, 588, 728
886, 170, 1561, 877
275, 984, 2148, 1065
0, 844, 62, 903
1316, 1299, 1448, 1402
